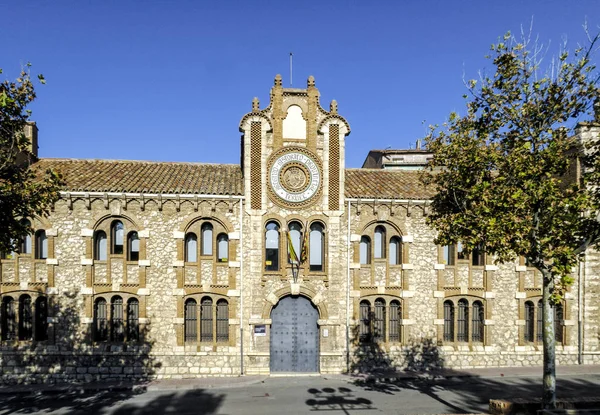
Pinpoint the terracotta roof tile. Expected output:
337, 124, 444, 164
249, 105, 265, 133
33, 159, 243, 195
344, 169, 435, 200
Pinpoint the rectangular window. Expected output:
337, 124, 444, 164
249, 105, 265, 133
443, 245, 455, 266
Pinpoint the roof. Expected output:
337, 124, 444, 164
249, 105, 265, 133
33, 159, 435, 200
344, 169, 435, 200
33, 159, 244, 195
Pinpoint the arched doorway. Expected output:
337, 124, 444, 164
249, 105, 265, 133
270, 295, 319, 373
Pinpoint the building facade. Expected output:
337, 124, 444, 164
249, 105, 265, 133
1, 75, 600, 382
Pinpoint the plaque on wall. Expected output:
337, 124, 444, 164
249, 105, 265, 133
254, 325, 266, 337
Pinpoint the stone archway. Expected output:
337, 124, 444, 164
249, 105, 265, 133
270, 295, 319, 373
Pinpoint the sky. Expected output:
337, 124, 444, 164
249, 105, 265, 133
2, 0, 599, 168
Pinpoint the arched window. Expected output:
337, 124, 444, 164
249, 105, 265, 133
111, 221, 124, 255
443, 245, 455, 266
200, 297, 213, 342
265, 221, 280, 271
184, 298, 198, 342
18, 295, 33, 340
127, 232, 139, 261
216, 299, 229, 342
1, 297, 16, 340
201, 223, 213, 256
374, 298, 386, 342
472, 245, 484, 266
389, 236, 401, 265
359, 236, 371, 265
309, 222, 324, 272
217, 233, 229, 262
35, 230, 48, 259
127, 298, 139, 341
374, 226, 386, 259
457, 299, 469, 342
443, 300, 454, 342
472, 301, 484, 342
554, 303, 564, 343
94, 298, 108, 341
35, 296, 48, 341
389, 300, 401, 342
185, 233, 197, 263
94, 231, 107, 261
524, 301, 534, 342
111, 296, 124, 342
288, 221, 302, 264
537, 300, 543, 342
20, 220, 32, 254
359, 300, 371, 342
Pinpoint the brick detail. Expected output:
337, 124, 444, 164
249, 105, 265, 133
328, 124, 340, 210
250, 121, 262, 210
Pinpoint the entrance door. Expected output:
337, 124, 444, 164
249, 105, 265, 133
270, 295, 319, 373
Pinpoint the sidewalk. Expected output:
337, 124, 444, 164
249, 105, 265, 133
1, 365, 599, 395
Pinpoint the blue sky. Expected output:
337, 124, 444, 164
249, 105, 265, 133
2, 0, 599, 168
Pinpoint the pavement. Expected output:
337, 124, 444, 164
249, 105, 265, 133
1, 364, 599, 395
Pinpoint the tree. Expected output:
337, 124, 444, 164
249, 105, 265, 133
0, 64, 62, 254
424, 29, 600, 409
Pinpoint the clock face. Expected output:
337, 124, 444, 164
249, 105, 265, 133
269, 150, 321, 205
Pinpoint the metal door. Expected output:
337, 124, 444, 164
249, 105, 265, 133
270, 295, 319, 373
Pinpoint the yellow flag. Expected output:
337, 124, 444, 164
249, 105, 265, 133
287, 232, 299, 264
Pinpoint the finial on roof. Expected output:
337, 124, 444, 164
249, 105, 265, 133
330, 100, 338, 114
594, 94, 600, 121
252, 97, 260, 112
307, 75, 315, 88
274, 74, 282, 87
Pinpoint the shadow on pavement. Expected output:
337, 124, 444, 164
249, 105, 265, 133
347, 335, 600, 414
306, 386, 375, 413
0, 388, 225, 415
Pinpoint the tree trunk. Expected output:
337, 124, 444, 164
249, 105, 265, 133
542, 272, 556, 409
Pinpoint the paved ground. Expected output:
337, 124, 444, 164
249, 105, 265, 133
1, 365, 599, 414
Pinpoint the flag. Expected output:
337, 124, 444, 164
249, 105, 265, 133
287, 231, 299, 265
300, 230, 308, 264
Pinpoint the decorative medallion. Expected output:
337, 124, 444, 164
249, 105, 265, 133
268, 147, 322, 207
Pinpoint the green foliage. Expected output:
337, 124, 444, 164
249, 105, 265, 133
0, 64, 62, 254
424, 30, 600, 296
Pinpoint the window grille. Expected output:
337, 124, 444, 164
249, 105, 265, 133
216, 300, 229, 342
184, 299, 198, 342
18, 295, 33, 341
95, 298, 108, 341
359, 301, 371, 342
537, 300, 543, 342
111, 297, 124, 342
35, 296, 48, 341
554, 303, 564, 343
472, 301, 484, 342
389, 300, 401, 342
443, 300, 454, 342
524, 301, 534, 342
127, 298, 139, 341
457, 299, 469, 342
373, 298, 386, 342
200, 297, 213, 342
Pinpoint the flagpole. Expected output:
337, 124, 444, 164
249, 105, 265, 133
290, 52, 293, 87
